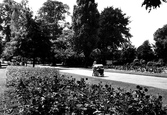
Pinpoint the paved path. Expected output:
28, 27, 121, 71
59, 68, 167, 90
0, 68, 7, 95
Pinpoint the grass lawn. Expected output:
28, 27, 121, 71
60, 71, 167, 106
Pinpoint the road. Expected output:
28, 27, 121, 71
0, 68, 7, 95
58, 67, 167, 90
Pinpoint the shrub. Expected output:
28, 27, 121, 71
3, 66, 167, 115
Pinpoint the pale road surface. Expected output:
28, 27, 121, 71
0, 68, 7, 95
58, 68, 167, 90
1, 65, 167, 90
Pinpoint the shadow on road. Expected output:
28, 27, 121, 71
92, 75, 108, 78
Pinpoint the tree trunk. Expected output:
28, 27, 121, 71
84, 56, 88, 68
33, 57, 36, 67
84, 52, 92, 68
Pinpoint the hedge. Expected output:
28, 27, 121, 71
2, 66, 167, 115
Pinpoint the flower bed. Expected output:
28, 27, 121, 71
107, 65, 167, 74
2, 66, 167, 115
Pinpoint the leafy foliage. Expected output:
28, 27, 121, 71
0, 0, 31, 41
98, 6, 132, 63
37, 0, 70, 65
120, 43, 136, 64
37, 0, 70, 40
0, 0, 54, 66
0, 0, 31, 61
21, 15, 51, 66
154, 24, 167, 63
2, 10, 51, 66
90, 48, 102, 63
137, 40, 155, 62
142, 0, 167, 12
72, 0, 100, 66
3, 66, 167, 115
99, 7, 131, 49
53, 29, 75, 64
0, 0, 15, 42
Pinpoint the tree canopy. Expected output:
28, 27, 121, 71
120, 43, 136, 64
99, 7, 131, 49
0, 0, 20, 42
142, 0, 167, 12
37, 0, 70, 40
1, 0, 166, 67
72, 0, 100, 66
98, 6, 132, 63
53, 29, 75, 63
0, 0, 32, 60
0, 0, 53, 66
137, 40, 154, 62
154, 24, 167, 62
37, 0, 70, 65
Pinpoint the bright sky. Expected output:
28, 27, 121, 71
1, 0, 167, 47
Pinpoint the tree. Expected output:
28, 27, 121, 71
53, 29, 75, 63
90, 48, 101, 63
72, 0, 100, 67
98, 6, 132, 63
0, 37, 3, 57
1, 0, 51, 67
0, 0, 13, 42
142, 0, 167, 12
120, 43, 136, 64
20, 13, 51, 67
137, 40, 154, 62
37, 0, 70, 65
37, 0, 69, 40
0, 0, 26, 42
1, 0, 31, 60
154, 24, 167, 63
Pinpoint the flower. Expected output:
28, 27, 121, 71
144, 88, 148, 92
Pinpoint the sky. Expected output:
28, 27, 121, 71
0, 0, 167, 47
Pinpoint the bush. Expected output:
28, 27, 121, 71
3, 66, 167, 115
65, 56, 85, 67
